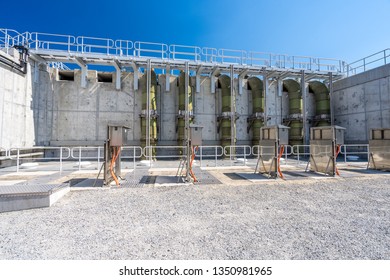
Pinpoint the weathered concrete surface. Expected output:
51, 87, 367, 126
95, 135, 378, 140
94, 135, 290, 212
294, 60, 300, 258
334, 64, 390, 143
0, 51, 35, 149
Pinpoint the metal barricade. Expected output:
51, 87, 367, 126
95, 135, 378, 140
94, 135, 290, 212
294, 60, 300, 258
196, 146, 224, 167
291, 145, 311, 165
340, 144, 369, 163
8, 147, 71, 172
223, 145, 252, 166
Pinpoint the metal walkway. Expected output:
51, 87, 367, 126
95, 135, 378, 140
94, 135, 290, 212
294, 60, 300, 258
1, 28, 345, 92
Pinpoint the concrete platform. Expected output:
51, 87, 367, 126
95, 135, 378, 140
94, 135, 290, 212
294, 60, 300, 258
0, 184, 70, 213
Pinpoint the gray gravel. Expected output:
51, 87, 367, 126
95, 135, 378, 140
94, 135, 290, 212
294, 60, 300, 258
0, 177, 389, 260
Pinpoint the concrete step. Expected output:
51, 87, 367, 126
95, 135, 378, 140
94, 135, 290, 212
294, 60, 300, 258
0, 183, 70, 213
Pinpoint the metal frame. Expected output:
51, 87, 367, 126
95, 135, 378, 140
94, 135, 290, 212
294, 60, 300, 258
0, 29, 345, 90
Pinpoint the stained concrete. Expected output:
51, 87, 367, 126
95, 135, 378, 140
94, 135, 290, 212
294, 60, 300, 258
334, 64, 390, 143
2, 46, 390, 149
0, 52, 35, 149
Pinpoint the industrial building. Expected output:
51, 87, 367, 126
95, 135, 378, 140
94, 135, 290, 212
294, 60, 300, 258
0, 29, 389, 175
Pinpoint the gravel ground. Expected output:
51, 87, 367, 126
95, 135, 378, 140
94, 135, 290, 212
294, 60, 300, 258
0, 176, 389, 260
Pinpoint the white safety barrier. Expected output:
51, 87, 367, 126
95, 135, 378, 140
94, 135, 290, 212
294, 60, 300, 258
8, 147, 71, 172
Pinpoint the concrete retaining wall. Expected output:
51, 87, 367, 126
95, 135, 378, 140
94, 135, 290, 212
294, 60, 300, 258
0, 52, 35, 149
334, 64, 390, 143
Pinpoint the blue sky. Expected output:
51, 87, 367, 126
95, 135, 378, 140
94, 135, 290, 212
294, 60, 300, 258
1, 0, 389, 63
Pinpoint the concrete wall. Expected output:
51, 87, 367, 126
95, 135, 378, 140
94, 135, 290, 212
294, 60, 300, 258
0, 51, 35, 149
334, 63, 390, 143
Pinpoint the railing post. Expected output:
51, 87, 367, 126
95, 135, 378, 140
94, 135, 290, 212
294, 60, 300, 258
384, 50, 387, 65
200, 146, 203, 168
78, 146, 82, 171
344, 145, 347, 163
215, 146, 217, 167
297, 146, 300, 165
60, 147, 63, 173
243, 147, 246, 166
285, 146, 288, 165
97, 146, 101, 170
133, 146, 136, 171
16, 149, 20, 173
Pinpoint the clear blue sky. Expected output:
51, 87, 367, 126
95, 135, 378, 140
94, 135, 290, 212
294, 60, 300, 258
1, 0, 389, 63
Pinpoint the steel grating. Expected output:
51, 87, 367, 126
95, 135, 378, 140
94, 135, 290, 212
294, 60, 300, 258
0, 183, 69, 197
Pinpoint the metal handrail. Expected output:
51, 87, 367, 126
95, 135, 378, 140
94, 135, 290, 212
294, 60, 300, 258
76, 36, 115, 55
340, 144, 369, 162
142, 145, 185, 158
218, 49, 247, 65
169, 45, 202, 61
346, 48, 390, 76
29, 32, 76, 52
134, 41, 169, 59
1, 28, 346, 73
8, 147, 71, 172
115, 40, 134, 56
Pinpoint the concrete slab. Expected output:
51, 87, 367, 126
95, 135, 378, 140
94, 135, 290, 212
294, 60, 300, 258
0, 183, 70, 213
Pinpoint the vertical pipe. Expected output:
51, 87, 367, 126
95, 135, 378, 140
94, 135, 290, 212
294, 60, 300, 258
263, 74, 268, 126
329, 72, 334, 126
301, 72, 310, 147
16, 149, 19, 173
185, 62, 190, 181
78, 147, 81, 171
97, 146, 100, 170
60, 147, 63, 173
230, 65, 235, 160
146, 59, 151, 163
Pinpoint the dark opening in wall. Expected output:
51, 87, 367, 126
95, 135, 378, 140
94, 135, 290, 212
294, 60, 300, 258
98, 73, 113, 83
58, 71, 74, 81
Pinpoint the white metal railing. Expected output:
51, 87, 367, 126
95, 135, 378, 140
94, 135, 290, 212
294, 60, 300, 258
1, 144, 373, 173
169, 45, 201, 61
345, 48, 390, 76
218, 49, 247, 65
142, 145, 185, 159
340, 144, 369, 163
115, 40, 134, 56
76, 36, 116, 55
134, 41, 169, 59
29, 32, 76, 52
7, 147, 70, 172
196, 145, 224, 167
0, 28, 345, 73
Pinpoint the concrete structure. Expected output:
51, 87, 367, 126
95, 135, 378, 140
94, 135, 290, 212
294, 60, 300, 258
333, 63, 390, 143
0, 183, 70, 213
0, 28, 389, 153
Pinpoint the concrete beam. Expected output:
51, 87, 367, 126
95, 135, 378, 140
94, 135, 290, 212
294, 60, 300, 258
130, 62, 139, 91
75, 57, 87, 88
210, 66, 220, 94
165, 64, 170, 91
196, 65, 204, 93
263, 74, 269, 126
113, 59, 122, 90
238, 69, 248, 95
